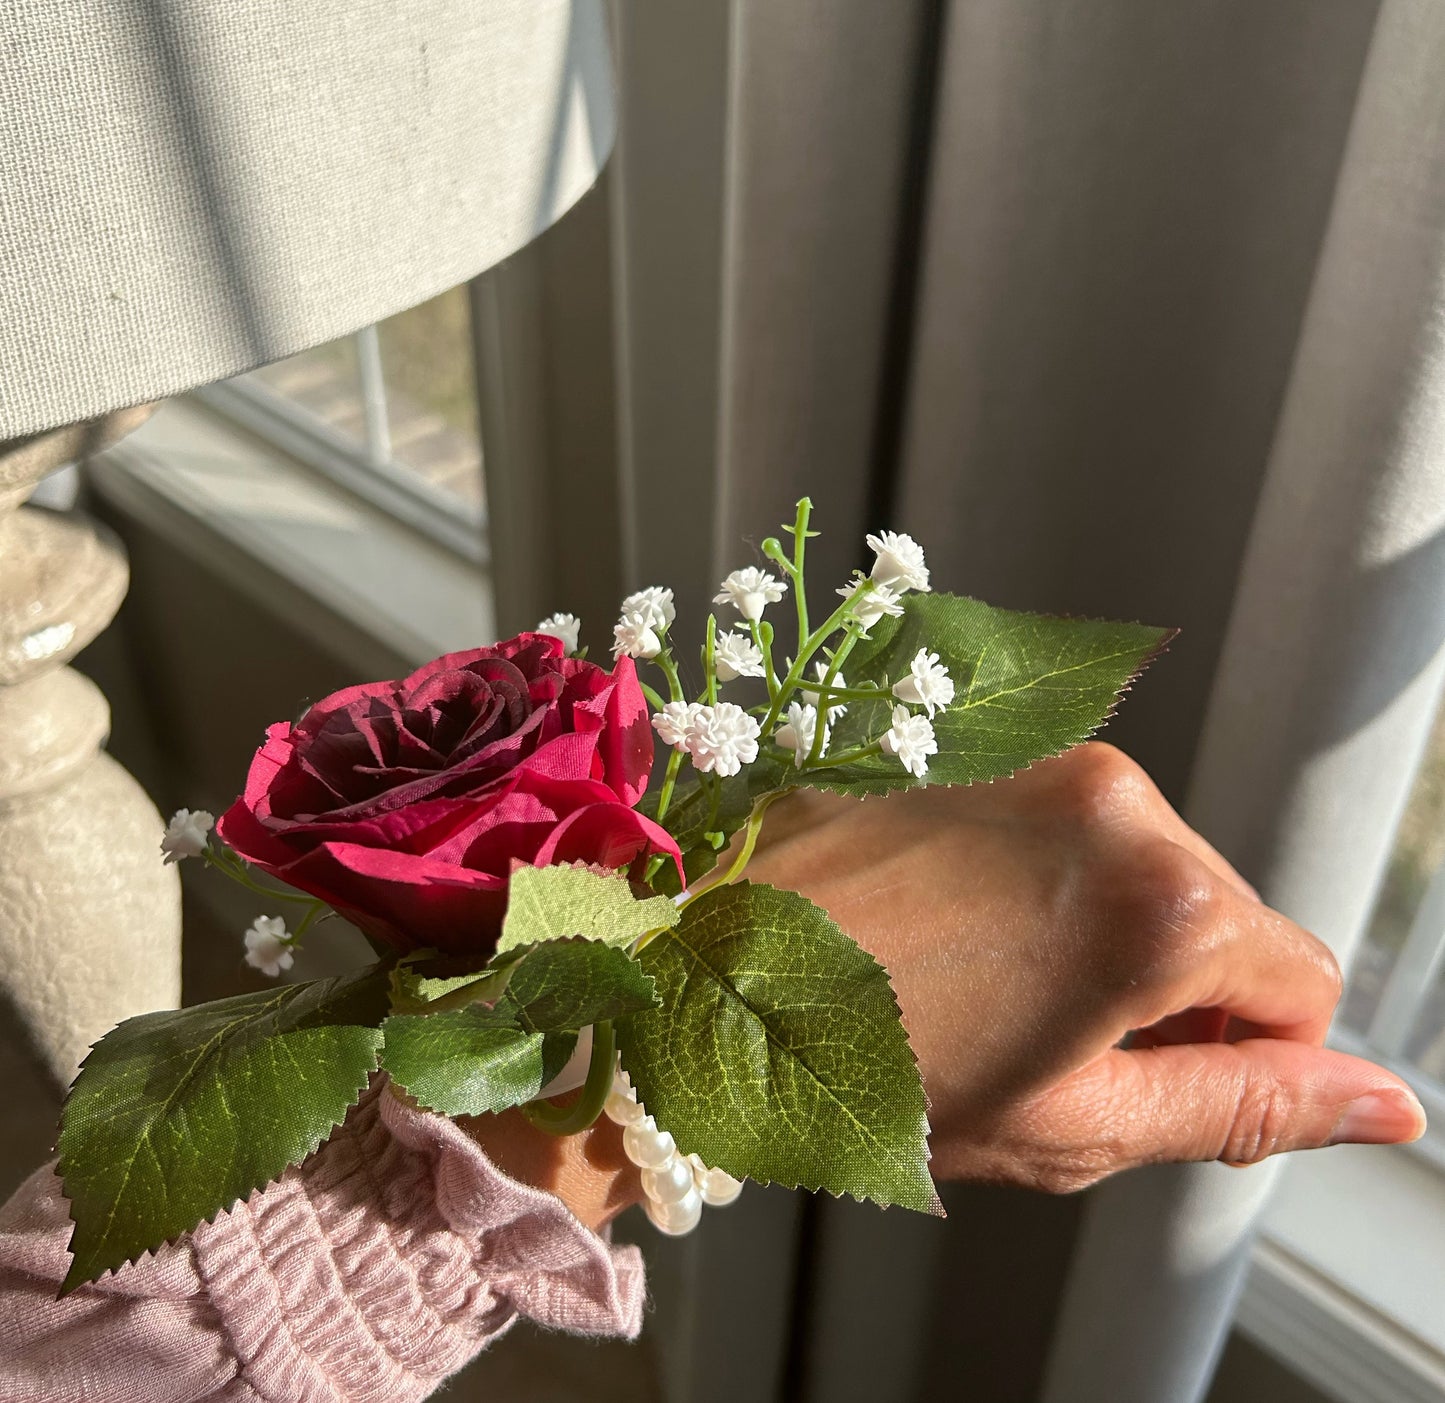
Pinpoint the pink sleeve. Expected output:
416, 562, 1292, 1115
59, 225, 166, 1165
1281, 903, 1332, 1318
0, 1085, 645, 1402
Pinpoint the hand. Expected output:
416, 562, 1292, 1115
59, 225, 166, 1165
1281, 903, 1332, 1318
746, 742, 1426, 1191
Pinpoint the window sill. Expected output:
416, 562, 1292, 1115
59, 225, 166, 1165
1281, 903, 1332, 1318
1240, 1142, 1445, 1403
86, 398, 493, 677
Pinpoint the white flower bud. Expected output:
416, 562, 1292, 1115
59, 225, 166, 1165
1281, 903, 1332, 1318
713, 631, 765, 682
835, 577, 905, 631
243, 915, 295, 978
714, 567, 787, 623
620, 587, 675, 632
865, 531, 930, 593
535, 612, 582, 653
775, 702, 826, 768
161, 808, 214, 864
652, 700, 702, 749
613, 610, 663, 660
891, 649, 955, 718
683, 702, 761, 777
879, 703, 938, 780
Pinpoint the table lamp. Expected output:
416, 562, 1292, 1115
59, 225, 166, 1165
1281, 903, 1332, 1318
0, 0, 614, 1085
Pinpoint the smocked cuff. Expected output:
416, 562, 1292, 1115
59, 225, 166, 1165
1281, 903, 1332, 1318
190, 1082, 645, 1403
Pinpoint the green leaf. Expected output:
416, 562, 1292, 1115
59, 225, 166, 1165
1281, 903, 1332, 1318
389, 951, 505, 1014
803, 592, 1171, 795
380, 1008, 579, 1119
642, 754, 791, 897
58, 965, 390, 1294
381, 939, 659, 1117
503, 936, 660, 1029
617, 882, 940, 1215
498, 863, 679, 955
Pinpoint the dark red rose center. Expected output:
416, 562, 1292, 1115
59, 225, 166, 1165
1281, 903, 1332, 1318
277, 657, 543, 822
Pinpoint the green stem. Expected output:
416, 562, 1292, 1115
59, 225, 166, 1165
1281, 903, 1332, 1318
802, 683, 892, 702
653, 648, 685, 704
760, 589, 863, 735
682, 791, 786, 903
702, 614, 718, 704
751, 619, 778, 704
803, 739, 884, 770
806, 625, 863, 765
788, 499, 812, 643
522, 1020, 617, 1136
639, 680, 668, 711
397, 966, 509, 1016
204, 848, 316, 905
290, 901, 328, 941
761, 535, 796, 578
703, 771, 723, 832
653, 746, 685, 825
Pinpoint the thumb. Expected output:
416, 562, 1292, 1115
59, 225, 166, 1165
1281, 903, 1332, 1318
1081, 1039, 1427, 1169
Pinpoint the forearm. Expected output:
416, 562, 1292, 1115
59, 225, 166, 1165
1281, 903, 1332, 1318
0, 1084, 645, 1403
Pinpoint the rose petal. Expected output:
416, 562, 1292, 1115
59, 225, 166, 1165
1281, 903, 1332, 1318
291, 679, 403, 742
580, 656, 655, 805
277, 840, 511, 954
535, 801, 683, 875
401, 635, 564, 690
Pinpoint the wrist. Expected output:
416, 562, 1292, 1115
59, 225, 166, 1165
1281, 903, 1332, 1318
456, 1105, 643, 1232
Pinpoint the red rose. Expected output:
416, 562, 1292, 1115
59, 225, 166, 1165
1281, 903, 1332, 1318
216, 633, 680, 955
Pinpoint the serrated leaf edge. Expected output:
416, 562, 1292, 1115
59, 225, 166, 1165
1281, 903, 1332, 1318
377, 1009, 556, 1119
56, 1035, 381, 1296
807, 609, 1177, 798
498, 860, 680, 954
621, 882, 943, 1217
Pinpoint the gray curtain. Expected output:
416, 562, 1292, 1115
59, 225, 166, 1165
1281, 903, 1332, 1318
480, 2, 1445, 1399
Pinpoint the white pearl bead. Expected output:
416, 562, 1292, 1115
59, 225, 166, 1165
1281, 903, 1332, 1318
698, 1167, 743, 1207
646, 1185, 702, 1236
623, 1116, 677, 1169
685, 1152, 707, 1186
604, 1090, 646, 1126
613, 1066, 632, 1094
641, 1157, 696, 1204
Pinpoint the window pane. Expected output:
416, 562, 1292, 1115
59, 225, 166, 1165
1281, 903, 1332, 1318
250, 331, 364, 444
1401, 969, 1445, 1074
1340, 699, 1445, 1086
374, 286, 483, 513
235, 286, 484, 518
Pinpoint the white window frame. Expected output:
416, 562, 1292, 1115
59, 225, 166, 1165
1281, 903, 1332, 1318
196, 320, 487, 569
90, 396, 493, 679
1236, 872, 1445, 1398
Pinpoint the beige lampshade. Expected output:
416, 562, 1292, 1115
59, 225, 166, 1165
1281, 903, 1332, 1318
0, 0, 613, 437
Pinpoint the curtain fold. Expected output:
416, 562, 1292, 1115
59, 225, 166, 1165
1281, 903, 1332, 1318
502, 1, 1445, 1397
1045, 4, 1445, 1398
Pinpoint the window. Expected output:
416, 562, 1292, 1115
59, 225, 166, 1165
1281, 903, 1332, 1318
1335, 703, 1445, 1168
88, 283, 495, 681
195, 286, 487, 565
1236, 701, 1445, 1403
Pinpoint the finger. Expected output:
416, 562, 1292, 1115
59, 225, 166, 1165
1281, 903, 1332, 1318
1128, 854, 1343, 1046
1059, 1040, 1426, 1171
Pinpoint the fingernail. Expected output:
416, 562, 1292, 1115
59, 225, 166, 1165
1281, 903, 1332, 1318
1328, 1089, 1427, 1147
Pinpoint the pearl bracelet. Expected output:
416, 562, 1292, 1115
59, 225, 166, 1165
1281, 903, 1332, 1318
605, 1064, 743, 1234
